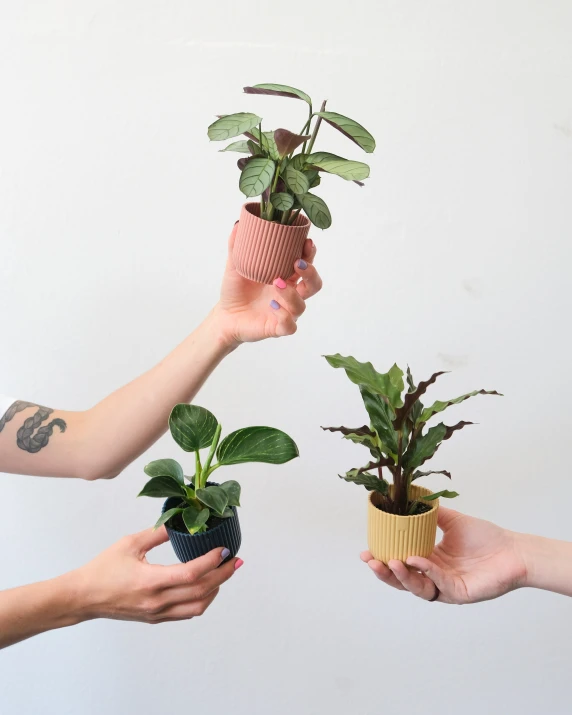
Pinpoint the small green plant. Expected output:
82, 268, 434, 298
322, 355, 502, 516
139, 404, 299, 534
207, 83, 375, 229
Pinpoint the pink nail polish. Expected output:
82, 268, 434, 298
234, 558, 244, 570
274, 277, 287, 289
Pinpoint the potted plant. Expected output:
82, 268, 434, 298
207, 83, 376, 284
322, 354, 501, 564
138, 404, 299, 563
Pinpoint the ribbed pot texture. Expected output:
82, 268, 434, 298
367, 485, 439, 565
163, 488, 241, 564
233, 202, 311, 284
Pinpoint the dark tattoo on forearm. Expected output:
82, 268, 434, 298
0, 400, 67, 453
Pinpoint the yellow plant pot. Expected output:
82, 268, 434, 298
367, 485, 439, 565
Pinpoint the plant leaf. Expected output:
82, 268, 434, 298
169, 404, 218, 453
219, 480, 241, 507
411, 469, 452, 481
239, 158, 276, 197
274, 128, 311, 157
154, 507, 184, 530
321, 425, 375, 438
283, 165, 310, 195
138, 476, 187, 499
222, 507, 234, 518
418, 390, 503, 425
244, 84, 312, 105
182, 506, 210, 535
196, 486, 229, 517
321, 424, 379, 454
289, 154, 307, 171
393, 371, 448, 428
208, 113, 262, 141
316, 112, 375, 153
421, 490, 459, 501
340, 469, 389, 494
217, 427, 299, 466
306, 152, 370, 181
144, 458, 184, 485
324, 354, 405, 409
219, 140, 251, 153
403, 421, 474, 470
359, 387, 399, 455
296, 192, 332, 229
270, 192, 294, 211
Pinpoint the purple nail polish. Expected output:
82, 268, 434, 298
297, 259, 308, 270
221, 548, 230, 560
270, 300, 280, 310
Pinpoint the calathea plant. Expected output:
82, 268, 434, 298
323, 355, 502, 517
139, 404, 298, 536
207, 83, 375, 229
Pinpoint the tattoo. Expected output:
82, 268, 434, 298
0, 400, 67, 453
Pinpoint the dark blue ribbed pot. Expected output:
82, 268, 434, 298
162, 483, 241, 564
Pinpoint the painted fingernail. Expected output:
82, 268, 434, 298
234, 558, 244, 570
274, 277, 287, 289
221, 548, 230, 560
234, 220, 239, 225
297, 259, 308, 270
270, 300, 280, 310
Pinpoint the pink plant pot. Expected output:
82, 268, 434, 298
233, 203, 311, 285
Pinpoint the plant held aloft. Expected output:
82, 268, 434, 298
322, 354, 502, 563
138, 404, 299, 562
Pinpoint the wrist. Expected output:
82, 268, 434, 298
42, 570, 92, 630
204, 305, 243, 353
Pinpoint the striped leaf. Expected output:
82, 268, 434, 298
244, 83, 312, 105
270, 192, 294, 211
208, 113, 262, 141
217, 427, 299, 466
239, 158, 275, 197
283, 165, 310, 195
169, 404, 218, 453
316, 111, 375, 153
306, 152, 370, 181
219, 140, 251, 153
297, 192, 332, 229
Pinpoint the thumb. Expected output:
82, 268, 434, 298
228, 221, 239, 251
131, 526, 170, 557
437, 506, 463, 531
164, 547, 231, 586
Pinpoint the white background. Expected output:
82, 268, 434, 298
1, 1, 571, 713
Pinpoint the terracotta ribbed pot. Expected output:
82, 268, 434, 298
233, 202, 311, 284
367, 485, 439, 565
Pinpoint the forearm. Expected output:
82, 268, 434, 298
0, 572, 85, 649
517, 532, 572, 597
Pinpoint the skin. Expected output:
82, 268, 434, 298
0, 225, 322, 648
361, 507, 572, 603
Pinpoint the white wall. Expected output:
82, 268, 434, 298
1, 1, 571, 713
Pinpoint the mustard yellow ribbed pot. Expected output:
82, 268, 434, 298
367, 485, 439, 565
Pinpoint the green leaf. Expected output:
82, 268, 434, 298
274, 128, 311, 157
404, 421, 474, 470
270, 192, 294, 211
244, 84, 312, 105
418, 390, 503, 425
169, 404, 218, 453
359, 387, 399, 455
183, 506, 210, 535
208, 113, 262, 141
219, 480, 241, 507
307, 171, 321, 188
196, 486, 229, 517
283, 165, 310, 195
262, 131, 280, 161
289, 154, 307, 171
219, 140, 251, 153
393, 371, 448, 428
406, 366, 416, 393
324, 354, 405, 409
239, 158, 276, 197
340, 469, 389, 494
316, 111, 375, 153
138, 476, 186, 499
297, 192, 332, 229
422, 490, 459, 501
321, 424, 379, 455
144, 458, 184, 485
217, 426, 299, 466
306, 152, 370, 181
411, 469, 452, 481
154, 507, 184, 530
222, 507, 235, 518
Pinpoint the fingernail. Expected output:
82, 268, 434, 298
234, 220, 239, 225
221, 548, 230, 560
234, 558, 244, 570
297, 259, 308, 270
270, 300, 280, 310
274, 277, 287, 289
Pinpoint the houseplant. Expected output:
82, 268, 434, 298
207, 83, 375, 284
138, 404, 299, 563
322, 354, 501, 564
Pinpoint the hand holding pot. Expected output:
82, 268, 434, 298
213, 223, 322, 345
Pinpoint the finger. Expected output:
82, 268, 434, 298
131, 526, 169, 557
268, 300, 297, 337
388, 560, 437, 601
360, 550, 374, 563
365, 558, 406, 591
437, 506, 463, 531
301, 238, 317, 264
161, 557, 240, 606
272, 280, 306, 318
406, 556, 449, 596
154, 588, 220, 622
293, 261, 322, 300
161, 547, 232, 586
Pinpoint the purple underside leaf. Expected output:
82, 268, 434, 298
244, 87, 301, 99
353, 180, 365, 187
321, 425, 376, 438
411, 469, 452, 481
394, 371, 448, 427
274, 128, 311, 157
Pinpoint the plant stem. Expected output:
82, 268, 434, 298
202, 423, 222, 485
195, 451, 202, 491
393, 431, 409, 515
281, 209, 291, 225
266, 159, 284, 222
289, 207, 302, 226
301, 105, 313, 154
306, 100, 327, 155
257, 122, 265, 216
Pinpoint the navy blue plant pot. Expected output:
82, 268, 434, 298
162, 487, 241, 564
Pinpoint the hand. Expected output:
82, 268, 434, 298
212, 223, 323, 345
360, 507, 528, 604
73, 527, 242, 624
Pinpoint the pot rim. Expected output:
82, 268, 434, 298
242, 201, 311, 229
368, 486, 439, 520
162, 487, 238, 540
